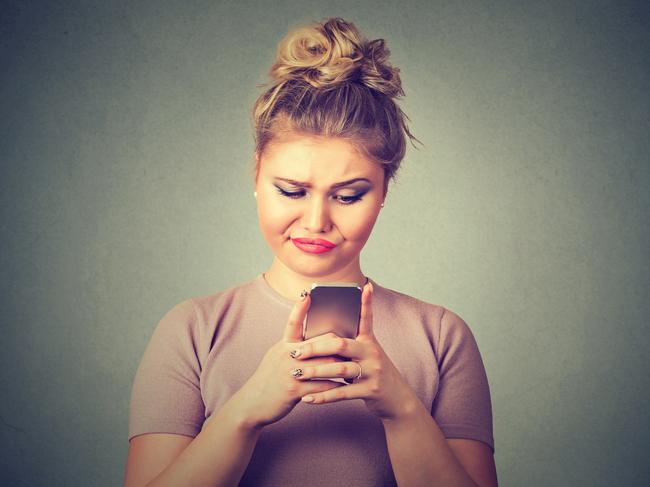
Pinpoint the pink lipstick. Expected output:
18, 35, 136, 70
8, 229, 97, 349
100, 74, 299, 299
291, 237, 337, 254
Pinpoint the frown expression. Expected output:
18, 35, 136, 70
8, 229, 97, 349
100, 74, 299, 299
255, 135, 385, 279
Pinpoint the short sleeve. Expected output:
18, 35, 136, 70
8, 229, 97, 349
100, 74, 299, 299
128, 299, 205, 441
432, 308, 495, 453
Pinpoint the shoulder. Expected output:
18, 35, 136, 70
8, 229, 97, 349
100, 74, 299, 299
145, 277, 257, 346
381, 287, 469, 326
372, 280, 445, 318
164, 276, 260, 324
372, 280, 473, 329
188, 276, 263, 324
147, 298, 198, 343
371, 280, 475, 346
439, 307, 474, 336
191, 277, 256, 305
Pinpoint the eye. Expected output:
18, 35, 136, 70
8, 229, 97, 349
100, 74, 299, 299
336, 194, 363, 205
274, 185, 365, 205
275, 186, 305, 199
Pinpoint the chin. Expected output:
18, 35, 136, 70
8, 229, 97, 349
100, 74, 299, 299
285, 254, 357, 279
286, 259, 336, 277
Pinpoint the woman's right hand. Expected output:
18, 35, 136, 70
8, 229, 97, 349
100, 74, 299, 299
229, 290, 343, 429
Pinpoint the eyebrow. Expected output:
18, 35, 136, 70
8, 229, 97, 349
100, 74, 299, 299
273, 177, 372, 189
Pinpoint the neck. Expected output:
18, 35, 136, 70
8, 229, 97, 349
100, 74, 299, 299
263, 258, 367, 301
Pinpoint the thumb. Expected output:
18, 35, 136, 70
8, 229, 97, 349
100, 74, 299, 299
282, 289, 310, 342
357, 281, 374, 338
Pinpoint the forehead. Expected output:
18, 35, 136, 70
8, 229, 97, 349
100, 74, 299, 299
260, 135, 381, 180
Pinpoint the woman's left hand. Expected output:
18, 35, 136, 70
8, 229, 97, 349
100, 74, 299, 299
290, 281, 421, 421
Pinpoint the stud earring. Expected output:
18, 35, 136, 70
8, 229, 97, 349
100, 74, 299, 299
254, 191, 257, 198
380, 202, 385, 207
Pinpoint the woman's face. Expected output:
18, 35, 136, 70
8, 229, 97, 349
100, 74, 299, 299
255, 134, 385, 279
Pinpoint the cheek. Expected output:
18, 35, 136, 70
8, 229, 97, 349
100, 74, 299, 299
257, 197, 294, 237
338, 207, 380, 241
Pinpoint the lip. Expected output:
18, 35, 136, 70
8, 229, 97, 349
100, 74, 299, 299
291, 237, 337, 254
292, 237, 336, 248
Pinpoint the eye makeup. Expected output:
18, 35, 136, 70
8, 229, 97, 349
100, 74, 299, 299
273, 185, 367, 205
273, 177, 371, 189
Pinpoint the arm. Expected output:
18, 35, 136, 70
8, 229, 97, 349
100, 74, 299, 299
125, 292, 343, 487
381, 399, 497, 487
124, 298, 263, 487
291, 284, 497, 486
124, 391, 263, 487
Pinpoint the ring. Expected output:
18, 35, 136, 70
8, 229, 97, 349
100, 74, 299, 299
354, 362, 363, 381
344, 362, 363, 384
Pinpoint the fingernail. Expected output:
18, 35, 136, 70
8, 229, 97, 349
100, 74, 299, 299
300, 289, 308, 301
302, 395, 314, 403
290, 349, 301, 358
291, 368, 303, 378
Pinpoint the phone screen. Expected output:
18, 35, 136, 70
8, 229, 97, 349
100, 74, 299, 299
303, 283, 362, 340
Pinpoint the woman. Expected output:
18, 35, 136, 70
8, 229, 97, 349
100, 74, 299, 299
124, 17, 497, 487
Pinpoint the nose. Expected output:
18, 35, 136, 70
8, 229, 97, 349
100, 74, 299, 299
301, 195, 332, 234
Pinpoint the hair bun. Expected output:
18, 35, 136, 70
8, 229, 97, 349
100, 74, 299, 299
269, 18, 404, 98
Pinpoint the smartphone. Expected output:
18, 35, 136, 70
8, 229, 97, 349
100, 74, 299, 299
303, 282, 362, 341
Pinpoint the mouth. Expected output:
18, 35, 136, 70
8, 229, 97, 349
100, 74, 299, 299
291, 237, 337, 248
291, 237, 337, 254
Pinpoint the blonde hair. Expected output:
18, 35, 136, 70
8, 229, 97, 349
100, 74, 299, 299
252, 17, 419, 195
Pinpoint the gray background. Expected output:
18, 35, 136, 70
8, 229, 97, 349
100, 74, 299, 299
1, 0, 648, 485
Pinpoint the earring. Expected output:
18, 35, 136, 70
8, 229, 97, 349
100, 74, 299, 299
380, 202, 384, 207
254, 191, 257, 198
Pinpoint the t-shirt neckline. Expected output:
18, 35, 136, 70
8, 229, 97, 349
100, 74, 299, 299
253, 273, 377, 310
254, 273, 294, 308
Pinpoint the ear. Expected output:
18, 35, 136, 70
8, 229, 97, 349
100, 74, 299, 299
253, 152, 261, 185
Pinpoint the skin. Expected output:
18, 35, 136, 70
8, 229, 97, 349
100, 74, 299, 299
254, 133, 387, 300
253, 133, 497, 486
252, 133, 419, 418
123, 133, 497, 486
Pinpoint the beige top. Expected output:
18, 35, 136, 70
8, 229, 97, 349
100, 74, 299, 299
129, 274, 494, 486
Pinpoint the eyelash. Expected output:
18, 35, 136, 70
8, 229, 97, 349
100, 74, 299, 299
274, 186, 364, 205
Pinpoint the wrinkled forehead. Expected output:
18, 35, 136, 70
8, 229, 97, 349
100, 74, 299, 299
258, 134, 381, 177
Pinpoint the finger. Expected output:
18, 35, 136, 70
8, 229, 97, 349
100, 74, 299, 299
295, 336, 364, 360
302, 331, 340, 344
300, 378, 345, 397
357, 281, 374, 338
287, 332, 343, 359
282, 290, 311, 342
287, 356, 340, 380
303, 356, 341, 366
291, 361, 362, 381
301, 383, 365, 404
